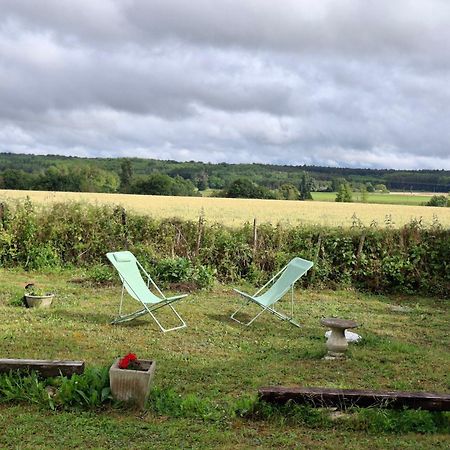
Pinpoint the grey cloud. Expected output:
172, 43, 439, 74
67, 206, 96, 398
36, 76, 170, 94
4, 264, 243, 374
0, 0, 449, 169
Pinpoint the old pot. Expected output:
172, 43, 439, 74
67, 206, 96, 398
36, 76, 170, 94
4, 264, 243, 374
24, 293, 54, 308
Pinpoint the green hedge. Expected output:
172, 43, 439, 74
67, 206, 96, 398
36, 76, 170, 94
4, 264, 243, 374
0, 200, 448, 296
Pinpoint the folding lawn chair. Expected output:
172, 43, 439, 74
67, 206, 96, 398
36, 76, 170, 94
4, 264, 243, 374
231, 257, 313, 327
106, 251, 188, 332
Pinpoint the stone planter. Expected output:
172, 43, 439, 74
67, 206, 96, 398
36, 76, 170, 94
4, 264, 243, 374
109, 358, 156, 409
24, 293, 54, 308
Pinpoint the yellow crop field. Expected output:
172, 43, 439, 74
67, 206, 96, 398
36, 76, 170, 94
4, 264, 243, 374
1, 189, 449, 228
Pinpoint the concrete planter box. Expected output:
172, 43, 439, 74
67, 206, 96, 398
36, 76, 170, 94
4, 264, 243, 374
25, 293, 54, 308
109, 358, 156, 409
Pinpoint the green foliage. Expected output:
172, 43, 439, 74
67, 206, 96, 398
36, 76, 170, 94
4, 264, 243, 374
277, 183, 299, 200
0, 367, 111, 410
375, 183, 389, 193
48, 367, 112, 409
360, 185, 369, 203
246, 400, 449, 434
152, 257, 215, 289
130, 173, 198, 196
1, 153, 450, 196
37, 165, 120, 193
148, 387, 222, 421
224, 178, 275, 199
0, 201, 449, 296
426, 195, 449, 207
352, 408, 449, 434
84, 264, 115, 284
119, 159, 133, 192
299, 172, 314, 200
335, 182, 353, 202
366, 182, 375, 192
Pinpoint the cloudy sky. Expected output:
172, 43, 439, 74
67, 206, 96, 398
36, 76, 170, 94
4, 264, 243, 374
1, 0, 449, 169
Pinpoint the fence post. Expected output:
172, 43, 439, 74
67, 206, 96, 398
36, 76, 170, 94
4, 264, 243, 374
252, 218, 258, 258
121, 207, 128, 250
195, 215, 204, 257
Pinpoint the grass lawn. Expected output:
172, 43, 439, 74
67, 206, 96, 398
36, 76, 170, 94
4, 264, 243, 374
0, 269, 449, 448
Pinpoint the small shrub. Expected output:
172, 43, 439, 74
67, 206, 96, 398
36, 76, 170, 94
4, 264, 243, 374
153, 258, 215, 290
84, 264, 115, 285
0, 367, 112, 410
426, 195, 449, 207
49, 367, 112, 409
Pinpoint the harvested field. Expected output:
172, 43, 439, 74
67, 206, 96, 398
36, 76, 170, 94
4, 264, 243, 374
1, 189, 449, 228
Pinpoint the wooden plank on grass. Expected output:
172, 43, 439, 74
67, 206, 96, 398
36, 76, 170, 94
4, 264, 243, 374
0, 359, 85, 378
258, 386, 450, 411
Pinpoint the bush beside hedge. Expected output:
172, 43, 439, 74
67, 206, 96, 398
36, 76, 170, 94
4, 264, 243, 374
0, 200, 448, 296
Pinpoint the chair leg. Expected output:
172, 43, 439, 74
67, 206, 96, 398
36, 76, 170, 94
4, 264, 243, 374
147, 304, 187, 333
111, 308, 148, 324
231, 302, 301, 328
231, 302, 269, 326
267, 306, 301, 328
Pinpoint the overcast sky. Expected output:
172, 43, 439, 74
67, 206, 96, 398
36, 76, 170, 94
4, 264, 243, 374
1, 0, 449, 169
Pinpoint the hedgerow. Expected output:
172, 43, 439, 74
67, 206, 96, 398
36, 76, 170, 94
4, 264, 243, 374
0, 199, 448, 296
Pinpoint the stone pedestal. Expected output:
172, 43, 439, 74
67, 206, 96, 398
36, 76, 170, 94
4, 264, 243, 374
321, 318, 359, 359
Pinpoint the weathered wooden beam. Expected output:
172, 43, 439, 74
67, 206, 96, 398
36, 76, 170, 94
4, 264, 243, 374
0, 359, 85, 378
258, 386, 450, 411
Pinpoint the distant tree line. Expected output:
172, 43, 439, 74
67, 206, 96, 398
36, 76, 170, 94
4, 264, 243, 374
0, 152, 449, 199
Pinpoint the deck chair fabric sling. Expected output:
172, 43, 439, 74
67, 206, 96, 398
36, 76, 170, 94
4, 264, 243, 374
231, 257, 313, 327
106, 251, 187, 332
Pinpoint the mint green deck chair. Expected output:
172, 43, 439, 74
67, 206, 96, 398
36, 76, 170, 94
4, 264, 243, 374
106, 251, 188, 332
231, 257, 313, 327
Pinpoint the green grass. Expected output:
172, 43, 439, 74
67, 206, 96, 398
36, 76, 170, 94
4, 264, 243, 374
312, 192, 434, 205
0, 269, 449, 448
203, 189, 436, 205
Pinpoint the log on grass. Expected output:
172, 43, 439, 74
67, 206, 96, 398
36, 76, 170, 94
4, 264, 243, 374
0, 359, 85, 378
258, 386, 450, 411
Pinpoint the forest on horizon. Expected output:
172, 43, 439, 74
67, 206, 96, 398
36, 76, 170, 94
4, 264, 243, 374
0, 152, 449, 198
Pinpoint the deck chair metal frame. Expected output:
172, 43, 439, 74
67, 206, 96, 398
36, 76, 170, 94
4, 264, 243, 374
231, 257, 313, 328
106, 251, 188, 332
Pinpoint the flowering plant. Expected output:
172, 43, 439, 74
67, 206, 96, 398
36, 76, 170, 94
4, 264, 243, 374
118, 353, 143, 370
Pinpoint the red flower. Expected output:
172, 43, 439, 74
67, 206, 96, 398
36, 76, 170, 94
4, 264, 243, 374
127, 353, 137, 361
118, 353, 138, 369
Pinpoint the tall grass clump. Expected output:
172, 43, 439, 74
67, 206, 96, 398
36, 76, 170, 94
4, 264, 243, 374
0, 367, 111, 410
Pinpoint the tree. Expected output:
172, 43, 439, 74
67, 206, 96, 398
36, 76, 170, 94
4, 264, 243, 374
374, 183, 389, 193
224, 179, 273, 199
277, 183, 299, 200
0, 169, 35, 190
360, 185, 368, 203
335, 182, 353, 202
119, 159, 133, 192
130, 173, 198, 196
36, 164, 119, 193
196, 171, 209, 191
299, 173, 314, 200
331, 177, 347, 192
426, 195, 449, 207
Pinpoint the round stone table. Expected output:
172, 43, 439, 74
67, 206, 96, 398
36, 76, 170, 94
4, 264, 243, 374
321, 318, 359, 358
